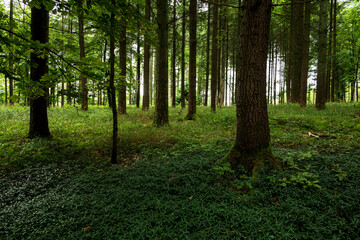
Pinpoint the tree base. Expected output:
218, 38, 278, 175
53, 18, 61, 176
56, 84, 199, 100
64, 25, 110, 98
183, 113, 198, 121
220, 144, 280, 176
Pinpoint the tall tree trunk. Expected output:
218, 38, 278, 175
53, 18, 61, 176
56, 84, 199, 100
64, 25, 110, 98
150, 50, 153, 105
142, 0, 151, 110
110, 4, 118, 164
67, 19, 72, 105
326, 0, 333, 102
223, 0, 278, 174
299, 0, 311, 107
316, 0, 328, 110
154, 0, 169, 126
290, 0, 303, 104
5, 76, 8, 105
180, 0, 186, 109
78, 2, 88, 111
204, 4, 211, 106
210, 1, 218, 112
9, 0, 14, 105
118, 18, 127, 114
136, 33, 141, 108
331, 0, 338, 101
186, 0, 197, 120
29, 3, 50, 138
273, 46, 278, 105
171, 0, 177, 108
219, 3, 227, 108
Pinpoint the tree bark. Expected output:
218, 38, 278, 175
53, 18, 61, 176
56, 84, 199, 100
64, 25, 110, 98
180, 0, 186, 109
222, 0, 278, 174
29, 3, 50, 138
154, 0, 169, 126
331, 0, 338, 101
171, 0, 177, 108
136, 33, 141, 108
142, 0, 151, 110
110, 4, 118, 164
78, 1, 88, 111
299, 0, 311, 107
9, 0, 14, 105
186, 0, 197, 120
118, 18, 127, 114
204, 4, 211, 106
316, 0, 328, 110
210, 1, 218, 112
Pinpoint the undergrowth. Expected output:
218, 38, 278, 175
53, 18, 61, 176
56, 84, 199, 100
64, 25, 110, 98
0, 103, 359, 239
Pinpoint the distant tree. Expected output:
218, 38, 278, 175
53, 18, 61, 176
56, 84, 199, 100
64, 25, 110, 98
28, 2, 50, 138
222, 0, 279, 174
204, 4, 211, 107
154, 0, 169, 126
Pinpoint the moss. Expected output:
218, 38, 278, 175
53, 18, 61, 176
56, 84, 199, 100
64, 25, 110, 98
183, 113, 199, 121
220, 144, 281, 176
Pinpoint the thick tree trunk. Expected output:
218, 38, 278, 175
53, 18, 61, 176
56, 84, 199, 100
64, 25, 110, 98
299, 0, 311, 107
78, 3, 88, 111
110, 7, 118, 164
154, 0, 169, 126
142, 0, 151, 110
316, 0, 328, 110
210, 1, 218, 112
204, 4, 211, 106
29, 3, 50, 138
171, 0, 177, 108
118, 18, 127, 114
180, 0, 186, 109
222, 0, 278, 175
186, 0, 197, 120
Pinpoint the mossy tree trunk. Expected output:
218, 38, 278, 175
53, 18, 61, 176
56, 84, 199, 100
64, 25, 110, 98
29, 3, 50, 138
223, 0, 278, 175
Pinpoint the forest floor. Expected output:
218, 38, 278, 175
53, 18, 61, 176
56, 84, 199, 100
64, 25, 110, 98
1, 103, 360, 239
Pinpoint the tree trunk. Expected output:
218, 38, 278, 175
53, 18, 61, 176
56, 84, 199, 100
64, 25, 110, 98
136, 33, 141, 108
219, 3, 227, 108
9, 0, 14, 105
316, 0, 328, 110
150, 50, 153, 105
204, 4, 211, 106
299, 0, 311, 107
118, 18, 127, 114
186, 0, 197, 120
210, 1, 218, 112
78, 2, 88, 111
222, 0, 278, 175
67, 19, 72, 106
29, 3, 50, 138
180, 0, 186, 109
110, 5, 118, 164
332, 0, 338, 101
171, 0, 177, 108
154, 0, 169, 126
142, 0, 151, 110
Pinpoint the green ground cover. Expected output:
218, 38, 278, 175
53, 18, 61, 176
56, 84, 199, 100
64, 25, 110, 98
1, 103, 360, 239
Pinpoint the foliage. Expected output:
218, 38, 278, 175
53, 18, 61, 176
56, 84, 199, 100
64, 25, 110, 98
1, 104, 360, 238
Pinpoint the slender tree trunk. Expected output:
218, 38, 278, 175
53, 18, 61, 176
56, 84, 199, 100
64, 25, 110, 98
186, 0, 197, 120
142, 0, 151, 110
273, 46, 278, 105
326, 0, 333, 102
171, 0, 177, 108
180, 0, 186, 109
300, 0, 311, 107
5, 76, 7, 105
154, 0, 169, 126
224, 0, 278, 174
9, 0, 14, 105
78, 2, 88, 111
150, 51, 153, 105
136, 33, 141, 108
67, 19, 72, 105
316, 0, 328, 110
219, 3, 227, 108
110, 4, 118, 164
29, 3, 50, 138
210, 1, 218, 112
118, 18, 127, 114
204, 4, 211, 106
332, 0, 338, 101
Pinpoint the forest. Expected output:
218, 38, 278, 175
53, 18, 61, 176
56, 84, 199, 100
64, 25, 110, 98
0, 0, 360, 238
